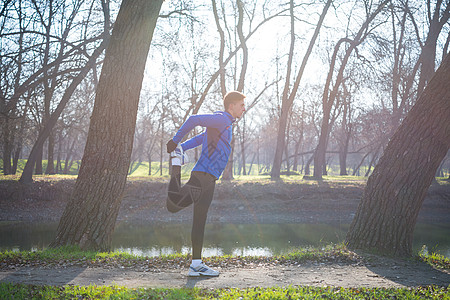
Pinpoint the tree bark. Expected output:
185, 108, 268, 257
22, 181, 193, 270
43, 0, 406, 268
346, 54, 450, 256
51, 0, 163, 251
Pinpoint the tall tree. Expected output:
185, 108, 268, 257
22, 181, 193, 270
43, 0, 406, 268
346, 53, 450, 256
313, 0, 389, 179
271, 0, 332, 179
51, 0, 163, 251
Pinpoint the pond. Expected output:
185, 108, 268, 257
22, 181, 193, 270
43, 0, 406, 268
1, 222, 449, 258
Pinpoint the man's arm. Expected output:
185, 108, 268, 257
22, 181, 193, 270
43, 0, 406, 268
181, 132, 204, 151
172, 114, 229, 144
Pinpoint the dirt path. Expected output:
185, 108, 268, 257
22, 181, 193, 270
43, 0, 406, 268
1, 257, 449, 288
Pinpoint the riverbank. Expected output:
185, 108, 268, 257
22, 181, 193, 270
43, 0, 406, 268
1, 176, 449, 224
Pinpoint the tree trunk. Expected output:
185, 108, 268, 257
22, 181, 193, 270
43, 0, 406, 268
364, 147, 381, 177
339, 150, 347, 176
346, 54, 450, 256
304, 154, 314, 176
2, 117, 12, 175
35, 146, 43, 175
45, 133, 55, 174
63, 136, 77, 174
51, 0, 162, 251
55, 130, 63, 174
248, 153, 256, 175
148, 151, 152, 176
339, 126, 352, 176
241, 143, 246, 175
352, 151, 370, 176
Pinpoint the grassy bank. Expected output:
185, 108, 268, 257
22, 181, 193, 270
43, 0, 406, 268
1, 244, 449, 270
0, 244, 360, 270
1, 246, 449, 299
1, 283, 449, 299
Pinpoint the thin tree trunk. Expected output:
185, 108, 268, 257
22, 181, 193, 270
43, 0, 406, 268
248, 153, 256, 175
2, 4, 24, 175
11, 99, 28, 175
11, 145, 20, 174
364, 147, 381, 177
2, 118, 12, 175
46, 133, 55, 174
35, 147, 43, 175
339, 126, 352, 176
352, 151, 371, 176
346, 53, 450, 256
63, 137, 77, 174
51, 0, 163, 251
56, 136, 62, 174
43, 4, 55, 175
148, 150, 152, 176
304, 154, 314, 176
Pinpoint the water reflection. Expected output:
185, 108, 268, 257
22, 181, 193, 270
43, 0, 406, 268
0, 222, 449, 258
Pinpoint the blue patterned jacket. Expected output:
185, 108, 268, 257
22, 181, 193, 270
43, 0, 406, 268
172, 111, 235, 179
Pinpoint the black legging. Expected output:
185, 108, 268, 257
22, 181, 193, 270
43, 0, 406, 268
167, 169, 216, 259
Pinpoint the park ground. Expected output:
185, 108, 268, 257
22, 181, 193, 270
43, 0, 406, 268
0, 175, 449, 290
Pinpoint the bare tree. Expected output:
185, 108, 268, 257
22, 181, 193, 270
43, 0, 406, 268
19, 39, 108, 183
313, 0, 390, 179
1, 0, 109, 177
271, 0, 332, 179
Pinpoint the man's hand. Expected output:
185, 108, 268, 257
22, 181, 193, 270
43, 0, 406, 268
166, 139, 177, 153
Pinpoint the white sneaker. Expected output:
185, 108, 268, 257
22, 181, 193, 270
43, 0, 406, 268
170, 146, 188, 166
188, 262, 219, 277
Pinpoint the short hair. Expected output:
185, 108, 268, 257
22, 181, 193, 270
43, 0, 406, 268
223, 91, 246, 110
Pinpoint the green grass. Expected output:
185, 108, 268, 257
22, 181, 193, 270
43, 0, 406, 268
2, 159, 449, 186
0, 244, 353, 267
0, 159, 82, 175
0, 283, 448, 299
419, 245, 450, 269
0, 245, 191, 267
1, 244, 448, 270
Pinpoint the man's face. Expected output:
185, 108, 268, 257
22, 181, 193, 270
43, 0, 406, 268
229, 99, 246, 119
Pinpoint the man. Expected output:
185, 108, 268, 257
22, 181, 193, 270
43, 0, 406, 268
166, 91, 246, 277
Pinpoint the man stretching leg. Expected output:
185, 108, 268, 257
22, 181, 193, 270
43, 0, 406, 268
166, 91, 246, 277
